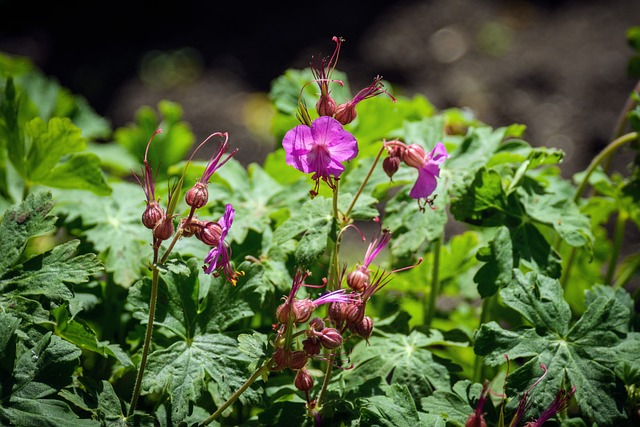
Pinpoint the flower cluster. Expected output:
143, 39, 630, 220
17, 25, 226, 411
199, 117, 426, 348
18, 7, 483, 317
134, 129, 242, 285
282, 36, 395, 197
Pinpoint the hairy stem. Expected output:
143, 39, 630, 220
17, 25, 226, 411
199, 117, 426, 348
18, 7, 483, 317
424, 237, 442, 329
200, 364, 269, 426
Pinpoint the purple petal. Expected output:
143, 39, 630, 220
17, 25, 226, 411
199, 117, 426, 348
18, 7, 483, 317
428, 142, 449, 165
409, 167, 438, 199
283, 125, 314, 173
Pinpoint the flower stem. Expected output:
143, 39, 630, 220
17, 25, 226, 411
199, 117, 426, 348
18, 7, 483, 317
127, 263, 159, 416
199, 364, 269, 426
424, 237, 442, 329
605, 210, 627, 286
317, 352, 335, 409
561, 131, 638, 289
343, 144, 386, 221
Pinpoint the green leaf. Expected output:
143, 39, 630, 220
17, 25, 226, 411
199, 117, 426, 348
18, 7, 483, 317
421, 380, 487, 426
473, 226, 513, 298
357, 383, 421, 427
0, 398, 99, 427
450, 167, 509, 227
475, 271, 628, 425
0, 240, 103, 303
127, 259, 263, 423
53, 182, 152, 287
341, 330, 454, 401
45, 152, 112, 195
0, 190, 56, 272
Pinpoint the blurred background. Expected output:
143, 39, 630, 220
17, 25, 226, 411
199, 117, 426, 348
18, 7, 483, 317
0, 0, 638, 175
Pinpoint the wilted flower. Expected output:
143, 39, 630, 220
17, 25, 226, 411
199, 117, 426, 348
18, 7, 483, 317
203, 204, 241, 285
310, 36, 344, 117
347, 228, 392, 291
282, 116, 358, 196
523, 386, 576, 427
133, 129, 165, 230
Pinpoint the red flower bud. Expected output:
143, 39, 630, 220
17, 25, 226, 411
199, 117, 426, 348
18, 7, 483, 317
334, 102, 357, 125
347, 265, 369, 292
292, 299, 314, 324
289, 350, 308, 370
272, 348, 289, 371
350, 316, 373, 340
344, 303, 365, 325
185, 182, 209, 209
153, 215, 174, 241
402, 144, 427, 169
319, 328, 343, 349
276, 301, 292, 324
196, 221, 222, 246
142, 201, 164, 229
316, 94, 337, 117
328, 302, 348, 325
294, 368, 314, 392
383, 155, 401, 179
309, 317, 325, 331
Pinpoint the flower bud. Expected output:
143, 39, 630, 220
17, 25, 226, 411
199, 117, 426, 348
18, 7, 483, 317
153, 215, 174, 241
142, 201, 164, 229
289, 350, 308, 370
402, 144, 427, 169
383, 155, 401, 179
272, 348, 289, 371
185, 182, 209, 209
316, 94, 337, 117
333, 102, 357, 125
196, 221, 222, 246
328, 302, 347, 325
465, 413, 487, 427
292, 299, 314, 324
302, 337, 321, 356
350, 316, 373, 340
347, 265, 369, 292
319, 328, 343, 349
276, 301, 292, 324
344, 303, 365, 325
294, 368, 314, 392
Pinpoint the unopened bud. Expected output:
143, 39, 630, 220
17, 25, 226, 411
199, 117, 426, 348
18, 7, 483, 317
350, 316, 373, 340
402, 144, 427, 169
153, 215, 174, 240
347, 265, 369, 292
316, 94, 337, 117
197, 221, 222, 246
185, 182, 209, 209
272, 348, 289, 371
292, 299, 314, 323
319, 328, 343, 349
289, 350, 308, 370
294, 368, 314, 392
142, 201, 164, 229
328, 302, 347, 325
334, 102, 357, 125
344, 303, 365, 325
465, 413, 487, 427
383, 156, 401, 179
276, 301, 292, 324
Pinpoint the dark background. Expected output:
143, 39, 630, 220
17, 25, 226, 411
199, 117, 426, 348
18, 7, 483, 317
2, 0, 638, 173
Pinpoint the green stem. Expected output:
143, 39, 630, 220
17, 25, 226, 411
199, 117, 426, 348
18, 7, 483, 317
605, 210, 627, 286
473, 296, 493, 384
560, 131, 638, 289
200, 364, 269, 426
317, 353, 335, 409
127, 264, 159, 416
343, 145, 386, 221
573, 132, 638, 204
329, 182, 341, 291
424, 237, 442, 329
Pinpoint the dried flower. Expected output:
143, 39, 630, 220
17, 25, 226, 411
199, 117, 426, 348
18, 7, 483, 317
282, 116, 358, 196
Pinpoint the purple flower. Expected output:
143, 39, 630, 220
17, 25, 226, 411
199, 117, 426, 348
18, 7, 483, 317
203, 204, 241, 285
282, 116, 358, 195
524, 386, 576, 427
